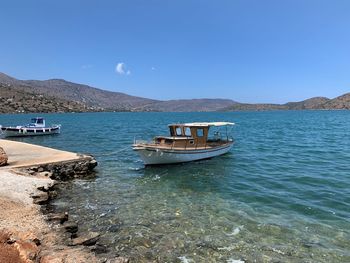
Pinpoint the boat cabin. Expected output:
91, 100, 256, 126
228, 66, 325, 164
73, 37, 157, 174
153, 122, 234, 149
27, 117, 45, 128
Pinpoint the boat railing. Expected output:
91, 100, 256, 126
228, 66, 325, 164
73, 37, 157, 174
134, 139, 150, 145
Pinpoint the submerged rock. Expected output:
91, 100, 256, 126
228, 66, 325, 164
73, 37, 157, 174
107, 257, 129, 263
108, 224, 121, 233
91, 243, 109, 254
71, 232, 100, 246
47, 212, 69, 224
62, 222, 79, 234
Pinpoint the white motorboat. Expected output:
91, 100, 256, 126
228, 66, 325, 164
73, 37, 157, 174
0, 117, 61, 137
133, 122, 234, 165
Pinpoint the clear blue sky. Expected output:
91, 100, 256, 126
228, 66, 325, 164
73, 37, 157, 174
1, 0, 350, 103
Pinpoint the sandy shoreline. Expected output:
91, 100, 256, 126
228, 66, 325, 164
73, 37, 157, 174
0, 140, 127, 263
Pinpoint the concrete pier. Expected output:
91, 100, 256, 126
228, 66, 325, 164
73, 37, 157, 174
0, 139, 97, 181
0, 139, 90, 168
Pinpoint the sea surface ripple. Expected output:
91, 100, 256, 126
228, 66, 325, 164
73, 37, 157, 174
1, 111, 349, 262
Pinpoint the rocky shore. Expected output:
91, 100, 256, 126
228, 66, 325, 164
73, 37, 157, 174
0, 141, 128, 263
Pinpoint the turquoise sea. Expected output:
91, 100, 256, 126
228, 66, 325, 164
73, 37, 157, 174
1, 111, 349, 262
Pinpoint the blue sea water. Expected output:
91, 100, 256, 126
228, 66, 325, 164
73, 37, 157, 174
1, 111, 349, 262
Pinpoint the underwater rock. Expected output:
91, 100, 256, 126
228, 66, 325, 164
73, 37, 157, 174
91, 243, 109, 254
108, 224, 121, 233
71, 231, 100, 246
47, 212, 69, 224
107, 256, 129, 263
62, 222, 78, 234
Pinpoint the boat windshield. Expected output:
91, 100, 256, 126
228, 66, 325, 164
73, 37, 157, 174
31, 118, 44, 124
207, 125, 233, 141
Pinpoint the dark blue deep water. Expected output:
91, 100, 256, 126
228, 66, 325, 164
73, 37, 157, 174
1, 111, 349, 262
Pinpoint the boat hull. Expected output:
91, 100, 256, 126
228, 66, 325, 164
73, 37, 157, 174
133, 142, 233, 165
0, 126, 60, 137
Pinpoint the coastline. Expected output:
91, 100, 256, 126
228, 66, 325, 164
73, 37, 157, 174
0, 140, 126, 263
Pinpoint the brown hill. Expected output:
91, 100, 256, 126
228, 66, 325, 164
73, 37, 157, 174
136, 99, 238, 112
0, 83, 96, 113
0, 73, 156, 111
321, 93, 350, 109
0, 72, 349, 113
0, 73, 237, 112
223, 103, 286, 111
284, 97, 330, 110
223, 95, 350, 111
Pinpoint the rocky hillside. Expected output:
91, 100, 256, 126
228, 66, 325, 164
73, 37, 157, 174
223, 95, 349, 111
0, 73, 156, 111
0, 73, 236, 112
136, 99, 237, 112
0, 72, 349, 113
321, 93, 350, 109
284, 97, 330, 110
0, 83, 99, 113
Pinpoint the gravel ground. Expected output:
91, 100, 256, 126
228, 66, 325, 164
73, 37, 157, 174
0, 170, 53, 205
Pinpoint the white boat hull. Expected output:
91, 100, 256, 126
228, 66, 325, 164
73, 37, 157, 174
1, 126, 60, 137
133, 142, 233, 165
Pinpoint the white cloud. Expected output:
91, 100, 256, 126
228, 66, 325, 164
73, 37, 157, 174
81, 64, 93, 69
115, 62, 131, 75
151, 66, 156, 71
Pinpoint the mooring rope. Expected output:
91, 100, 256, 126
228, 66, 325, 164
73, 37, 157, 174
98, 145, 132, 157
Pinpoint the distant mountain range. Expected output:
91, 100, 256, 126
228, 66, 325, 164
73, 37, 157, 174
222, 95, 350, 111
0, 72, 349, 113
0, 72, 236, 113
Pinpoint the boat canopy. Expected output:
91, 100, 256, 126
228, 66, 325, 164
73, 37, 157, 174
31, 117, 44, 122
168, 122, 234, 127
28, 117, 45, 127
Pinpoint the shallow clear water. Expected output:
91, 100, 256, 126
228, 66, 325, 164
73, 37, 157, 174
1, 111, 350, 262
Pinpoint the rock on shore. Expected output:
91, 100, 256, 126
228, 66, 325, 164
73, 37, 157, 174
0, 147, 8, 166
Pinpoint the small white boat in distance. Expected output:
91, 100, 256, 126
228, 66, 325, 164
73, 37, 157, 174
0, 117, 61, 137
133, 122, 234, 165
